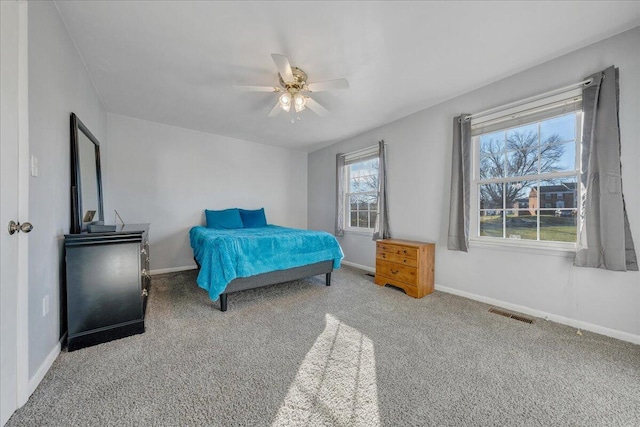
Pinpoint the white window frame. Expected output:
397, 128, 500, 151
343, 146, 379, 234
469, 89, 583, 255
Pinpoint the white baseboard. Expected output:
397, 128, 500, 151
150, 265, 198, 276
23, 338, 62, 405
341, 260, 376, 274
435, 284, 640, 345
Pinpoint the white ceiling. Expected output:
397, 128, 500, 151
54, 1, 640, 152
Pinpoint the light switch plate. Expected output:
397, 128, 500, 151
30, 155, 38, 177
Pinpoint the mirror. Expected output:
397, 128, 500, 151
70, 113, 104, 233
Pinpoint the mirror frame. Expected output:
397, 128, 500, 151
70, 113, 104, 234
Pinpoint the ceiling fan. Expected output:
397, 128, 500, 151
234, 54, 349, 119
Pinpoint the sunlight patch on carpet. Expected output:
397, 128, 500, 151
272, 314, 380, 427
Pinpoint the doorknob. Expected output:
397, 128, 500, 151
8, 221, 33, 235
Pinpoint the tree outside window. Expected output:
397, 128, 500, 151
475, 112, 580, 243
345, 157, 379, 229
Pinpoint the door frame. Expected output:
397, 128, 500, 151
16, 0, 30, 408
1, 0, 30, 420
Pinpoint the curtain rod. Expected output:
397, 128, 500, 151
340, 143, 380, 158
466, 78, 594, 121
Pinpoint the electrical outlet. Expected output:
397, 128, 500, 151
42, 295, 49, 316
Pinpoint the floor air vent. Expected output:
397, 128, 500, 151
489, 308, 534, 324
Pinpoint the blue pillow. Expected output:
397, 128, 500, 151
239, 208, 267, 228
205, 208, 243, 229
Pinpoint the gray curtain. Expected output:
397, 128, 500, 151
335, 153, 345, 237
575, 66, 637, 271
447, 114, 472, 251
373, 140, 390, 241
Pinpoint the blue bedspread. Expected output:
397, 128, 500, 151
190, 225, 344, 301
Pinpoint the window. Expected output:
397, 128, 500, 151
344, 148, 379, 231
471, 90, 582, 247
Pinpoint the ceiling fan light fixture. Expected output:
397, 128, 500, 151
293, 93, 306, 107
279, 92, 292, 108
236, 54, 348, 119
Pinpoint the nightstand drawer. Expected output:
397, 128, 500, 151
376, 259, 418, 286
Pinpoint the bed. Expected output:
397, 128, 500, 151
190, 224, 344, 311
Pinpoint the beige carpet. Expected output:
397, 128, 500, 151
7, 266, 640, 426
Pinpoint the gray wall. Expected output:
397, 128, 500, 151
104, 114, 308, 272
309, 27, 640, 337
28, 1, 107, 376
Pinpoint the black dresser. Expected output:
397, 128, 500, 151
64, 224, 150, 351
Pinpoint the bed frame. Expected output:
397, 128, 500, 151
194, 258, 334, 311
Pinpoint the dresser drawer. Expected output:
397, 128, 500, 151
376, 259, 418, 286
377, 243, 418, 259
376, 248, 418, 267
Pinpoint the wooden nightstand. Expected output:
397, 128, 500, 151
375, 239, 435, 298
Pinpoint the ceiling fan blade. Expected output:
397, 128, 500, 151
268, 102, 283, 117
271, 53, 294, 83
305, 96, 329, 117
306, 78, 349, 92
234, 85, 279, 92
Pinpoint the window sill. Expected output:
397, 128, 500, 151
469, 238, 576, 258
344, 228, 374, 237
